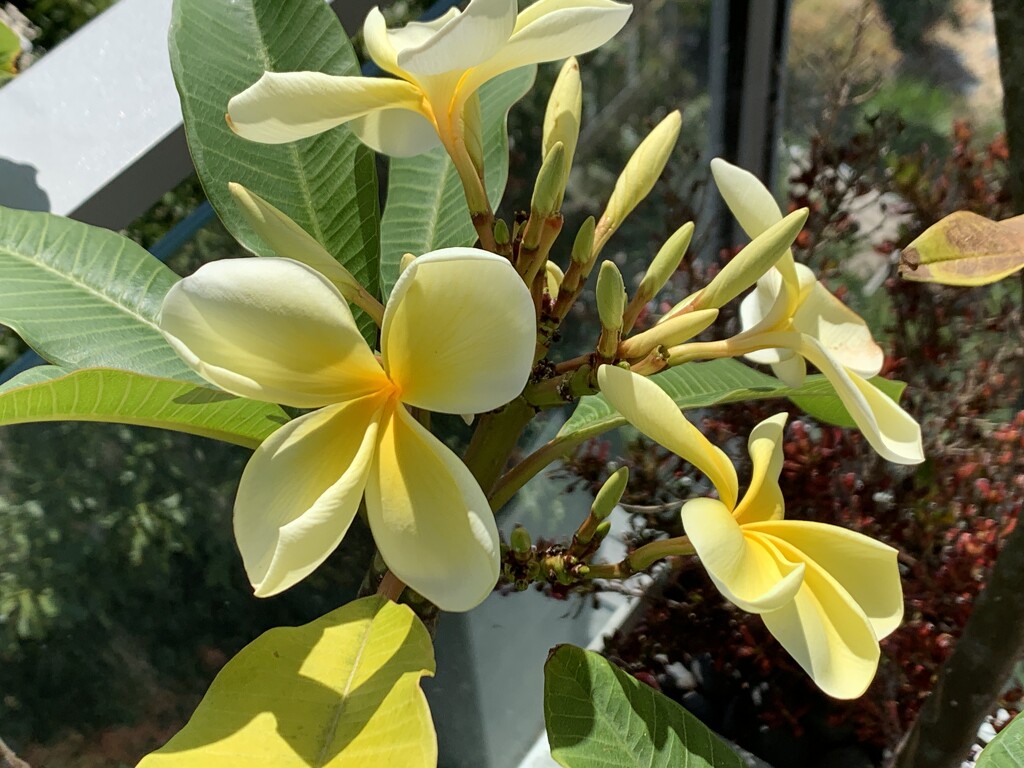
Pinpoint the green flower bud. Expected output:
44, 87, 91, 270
572, 216, 597, 265
696, 208, 809, 310
510, 526, 532, 556
592, 466, 629, 521
462, 92, 485, 176
640, 222, 694, 300
592, 520, 612, 543
494, 218, 510, 246
595, 111, 682, 256
530, 142, 567, 224
596, 261, 626, 333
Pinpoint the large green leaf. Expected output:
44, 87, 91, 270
545, 645, 744, 768
0, 367, 287, 449
976, 714, 1024, 767
138, 596, 436, 767
378, 65, 536, 298
0, 206, 200, 382
169, 0, 380, 340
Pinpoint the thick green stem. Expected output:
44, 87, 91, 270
490, 433, 587, 512
463, 398, 536, 500
586, 536, 694, 580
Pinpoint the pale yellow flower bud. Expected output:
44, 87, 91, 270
596, 260, 626, 359
462, 92, 486, 177
696, 208, 809, 311
399, 253, 416, 275
530, 142, 567, 226
619, 308, 719, 360
622, 221, 694, 332
572, 216, 597, 266
545, 261, 565, 298
543, 57, 582, 209
594, 111, 682, 256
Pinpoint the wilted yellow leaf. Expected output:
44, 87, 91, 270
138, 596, 436, 768
899, 210, 1024, 287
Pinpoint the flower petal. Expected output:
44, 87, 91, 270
749, 520, 904, 640
363, 7, 403, 76
793, 281, 884, 377
397, 0, 517, 77
681, 498, 804, 613
366, 405, 499, 612
234, 397, 385, 597
348, 108, 442, 157
710, 157, 783, 237
227, 183, 365, 294
227, 72, 424, 144
462, 0, 631, 94
381, 248, 535, 414
159, 258, 387, 408
799, 337, 924, 465
760, 537, 881, 699
598, 365, 739, 508
733, 413, 787, 525
386, 8, 460, 55
771, 354, 807, 388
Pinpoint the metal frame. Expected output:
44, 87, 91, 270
0, 0, 378, 229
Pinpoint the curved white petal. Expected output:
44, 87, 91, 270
462, 0, 631, 94
598, 365, 739, 508
234, 397, 385, 597
349, 108, 443, 157
733, 413, 787, 525
749, 520, 904, 640
760, 537, 881, 699
397, 0, 517, 76
387, 8, 460, 55
793, 282, 884, 377
799, 337, 924, 465
382, 248, 535, 414
710, 157, 783, 238
681, 498, 804, 613
366, 406, 500, 612
159, 258, 387, 408
228, 71, 424, 144
363, 7, 403, 76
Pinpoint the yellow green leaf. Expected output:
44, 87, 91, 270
899, 210, 1024, 286
138, 597, 436, 768
0, 20, 19, 76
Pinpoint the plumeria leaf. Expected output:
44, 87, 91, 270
789, 375, 907, 429
899, 210, 1024, 286
545, 645, 744, 768
976, 713, 1024, 767
169, 0, 380, 343
378, 65, 536, 298
138, 596, 436, 768
0, 367, 287, 449
0, 206, 201, 382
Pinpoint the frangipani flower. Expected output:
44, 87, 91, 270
159, 249, 535, 611
709, 158, 923, 465
596, 365, 903, 699
226, 0, 632, 158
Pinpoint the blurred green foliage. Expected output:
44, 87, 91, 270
14, 0, 117, 51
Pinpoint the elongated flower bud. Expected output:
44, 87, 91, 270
530, 142, 567, 224
592, 466, 629, 521
619, 308, 719, 360
597, 261, 626, 333
572, 216, 597, 266
695, 208, 809, 310
494, 218, 510, 247
623, 221, 694, 332
462, 92, 486, 177
597, 261, 626, 359
545, 261, 565, 298
594, 111, 682, 257
543, 57, 582, 209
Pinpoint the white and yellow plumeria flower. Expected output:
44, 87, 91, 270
709, 158, 923, 465
159, 248, 535, 611
597, 365, 903, 699
226, 0, 632, 158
